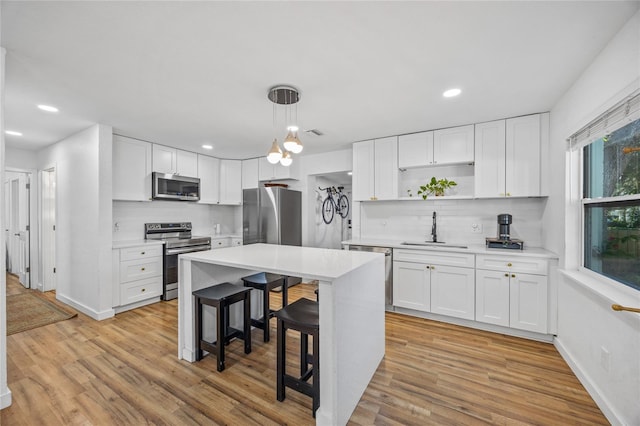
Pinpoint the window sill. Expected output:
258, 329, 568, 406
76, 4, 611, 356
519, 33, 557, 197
560, 269, 640, 315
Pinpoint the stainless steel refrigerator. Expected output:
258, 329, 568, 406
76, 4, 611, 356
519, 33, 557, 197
243, 187, 302, 287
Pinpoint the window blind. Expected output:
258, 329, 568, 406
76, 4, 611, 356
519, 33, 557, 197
568, 90, 640, 151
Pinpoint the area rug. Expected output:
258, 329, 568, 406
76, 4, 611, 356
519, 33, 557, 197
6, 292, 77, 335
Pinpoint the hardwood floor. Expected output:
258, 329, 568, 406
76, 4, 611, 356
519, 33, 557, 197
2, 274, 607, 425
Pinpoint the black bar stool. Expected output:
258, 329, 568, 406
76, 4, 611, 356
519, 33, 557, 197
241, 272, 288, 342
193, 283, 252, 372
275, 297, 320, 417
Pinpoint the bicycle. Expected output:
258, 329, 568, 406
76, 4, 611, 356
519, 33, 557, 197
319, 186, 349, 224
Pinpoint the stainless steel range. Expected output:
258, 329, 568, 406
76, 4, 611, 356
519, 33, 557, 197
145, 222, 211, 300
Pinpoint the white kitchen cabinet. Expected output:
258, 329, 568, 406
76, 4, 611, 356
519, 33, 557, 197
393, 260, 431, 312
242, 158, 259, 189
219, 159, 242, 205
197, 154, 220, 204
430, 264, 475, 320
393, 249, 475, 320
112, 244, 163, 312
231, 237, 243, 246
352, 137, 398, 201
398, 131, 434, 169
474, 113, 547, 198
475, 254, 548, 334
432, 125, 475, 165
152, 144, 198, 177
113, 135, 152, 201
211, 237, 231, 248
258, 157, 299, 181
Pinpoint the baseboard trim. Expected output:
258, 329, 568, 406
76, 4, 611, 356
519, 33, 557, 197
554, 337, 621, 425
0, 387, 12, 409
56, 294, 115, 321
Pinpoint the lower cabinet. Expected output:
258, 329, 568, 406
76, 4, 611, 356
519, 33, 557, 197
393, 261, 430, 312
475, 254, 548, 334
430, 264, 475, 320
113, 244, 163, 311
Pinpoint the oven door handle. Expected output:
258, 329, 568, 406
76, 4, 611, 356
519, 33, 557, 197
165, 246, 211, 255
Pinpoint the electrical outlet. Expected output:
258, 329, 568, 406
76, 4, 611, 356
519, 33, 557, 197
471, 223, 483, 233
600, 346, 610, 372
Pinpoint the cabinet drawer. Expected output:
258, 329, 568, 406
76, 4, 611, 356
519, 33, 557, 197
394, 249, 474, 268
212, 238, 231, 248
120, 245, 163, 261
120, 257, 162, 283
476, 255, 547, 275
120, 276, 162, 306
231, 238, 243, 246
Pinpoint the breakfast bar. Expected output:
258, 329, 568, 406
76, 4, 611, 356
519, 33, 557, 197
178, 244, 385, 426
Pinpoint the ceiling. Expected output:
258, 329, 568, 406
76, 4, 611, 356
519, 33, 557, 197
2, 1, 638, 159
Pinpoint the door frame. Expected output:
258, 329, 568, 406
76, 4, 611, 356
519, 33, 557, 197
39, 165, 57, 292
5, 168, 37, 289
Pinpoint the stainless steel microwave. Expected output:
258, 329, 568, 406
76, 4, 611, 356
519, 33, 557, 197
152, 172, 200, 201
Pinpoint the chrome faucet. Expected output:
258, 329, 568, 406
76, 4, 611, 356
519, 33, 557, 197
431, 211, 437, 242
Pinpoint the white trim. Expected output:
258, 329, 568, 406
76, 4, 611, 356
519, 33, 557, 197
0, 388, 12, 410
554, 338, 620, 426
113, 297, 161, 314
583, 194, 640, 204
55, 293, 115, 321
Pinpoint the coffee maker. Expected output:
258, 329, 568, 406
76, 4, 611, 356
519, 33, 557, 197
486, 213, 524, 250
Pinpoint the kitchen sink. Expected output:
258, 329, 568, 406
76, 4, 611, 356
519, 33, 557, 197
400, 241, 468, 249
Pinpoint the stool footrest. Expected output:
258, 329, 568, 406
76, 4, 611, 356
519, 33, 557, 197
283, 375, 315, 398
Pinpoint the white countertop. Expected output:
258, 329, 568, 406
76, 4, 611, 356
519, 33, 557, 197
179, 243, 382, 281
113, 239, 165, 249
342, 238, 558, 259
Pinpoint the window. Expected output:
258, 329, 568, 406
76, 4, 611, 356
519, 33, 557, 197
582, 117, 640, 291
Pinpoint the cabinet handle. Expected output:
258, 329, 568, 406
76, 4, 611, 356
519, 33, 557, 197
426, 265, 430, 269
499, 192, 505, 196
511, 274, 516, 278
507, 263, 512, 267
141, 288, 146, 292
506, 193, 511, 197
141, 251, 145, 255
431, 266, 435, 270
504, 273, 509, 277
141, 267, 145, 271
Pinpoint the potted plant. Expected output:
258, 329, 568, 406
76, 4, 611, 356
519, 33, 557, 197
417, 177, 457, 199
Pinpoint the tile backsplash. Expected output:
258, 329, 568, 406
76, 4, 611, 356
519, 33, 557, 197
360, 198, 547, 247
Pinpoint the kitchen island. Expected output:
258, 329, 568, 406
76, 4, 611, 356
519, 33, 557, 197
178, 243, 385, 426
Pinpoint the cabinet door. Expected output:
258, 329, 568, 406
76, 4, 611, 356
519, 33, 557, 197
176, 150, 198, 177
219, 159, 242, 205
433, 125, 474, 165
392, 261, 430, 312
510, 272, 547, 333
398, 132, 433, 169
242, 158, 259, 189
198, 154, 220, 204
258, 157, 275, 181
374, 137, 398, 200
474, 120, 506, 198
506, 114, 541, 197
113, 136, 152, 201
352, 140, 375, 201
475, 269, 510, 327
430, 265, 475, 320
211, 237, 231, 248
152, 144, 177, 174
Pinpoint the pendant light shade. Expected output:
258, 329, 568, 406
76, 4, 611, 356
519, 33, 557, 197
280, 150, 292, 166
290, 132, 303, 154
267, 138, 282, 164
283, 130, 298, 152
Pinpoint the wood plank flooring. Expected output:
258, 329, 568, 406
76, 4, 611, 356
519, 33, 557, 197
2, 274, 607, 425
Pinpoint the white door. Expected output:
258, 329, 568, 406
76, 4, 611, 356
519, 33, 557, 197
506, 114, 541, 197
475, 269, 510, 327
474, 120, 506, 198
41, 168, 57, 291
352, 140, 375, 201
510, 272, 548, 333
392, 261, 430, 312
7, 173, 30, 287
374, 137, 398, 200
430, 265, 475, 320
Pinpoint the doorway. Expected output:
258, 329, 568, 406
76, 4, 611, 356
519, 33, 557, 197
40, 167, 56, 292
310, 172, 352, 249
4, 170, 31, 288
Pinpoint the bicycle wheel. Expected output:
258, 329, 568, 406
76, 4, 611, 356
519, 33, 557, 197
322, 197, 335, 224
337, 194, 349, 218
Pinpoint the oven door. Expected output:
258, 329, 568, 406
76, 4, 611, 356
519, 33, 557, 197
163, 244, 211, 300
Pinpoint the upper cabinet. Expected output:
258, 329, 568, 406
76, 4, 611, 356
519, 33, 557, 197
475, 113, 548, 198
219, 159, 242, 205
242, 158, 259, 189
152, 145, 198, 177
113, 136, 152, 201
258, 157, 299, 181
398, 125, 474, 169
197, 154, 221, 204
353, 137, 398, 201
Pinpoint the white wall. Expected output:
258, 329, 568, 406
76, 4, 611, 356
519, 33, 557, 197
361, 197, 546, 246
546, 11, 640, 425
112, 201, 239, 240
5, 146, 38, 169
37, 124, 114, 320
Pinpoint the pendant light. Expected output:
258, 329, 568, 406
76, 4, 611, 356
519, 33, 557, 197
267, 138, 282, 164
280, 150, 292, 166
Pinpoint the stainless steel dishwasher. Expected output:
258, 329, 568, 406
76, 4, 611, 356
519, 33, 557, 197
348, 245, 393, 307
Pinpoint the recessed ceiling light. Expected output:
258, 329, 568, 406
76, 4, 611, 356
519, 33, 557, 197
443, 88, 462, 98
5, 130, 23, 136
202, 144, 213, 150
37, 104, 59, 112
